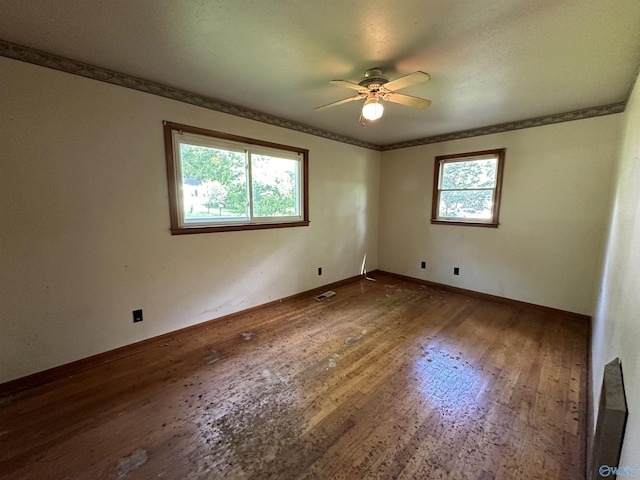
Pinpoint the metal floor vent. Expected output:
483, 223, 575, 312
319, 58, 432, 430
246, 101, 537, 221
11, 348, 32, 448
315, 291, 336, 301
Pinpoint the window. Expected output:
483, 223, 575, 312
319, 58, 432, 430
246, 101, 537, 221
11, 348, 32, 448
164, 121, 309, 234
431, 148, 505, 227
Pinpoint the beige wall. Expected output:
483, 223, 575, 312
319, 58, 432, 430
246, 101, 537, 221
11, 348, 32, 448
0, 57, 380, 383
591, 71, 640, 467
378, 114, 621, 315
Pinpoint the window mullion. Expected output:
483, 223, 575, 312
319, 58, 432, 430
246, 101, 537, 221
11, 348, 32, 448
246, 151, 254, 222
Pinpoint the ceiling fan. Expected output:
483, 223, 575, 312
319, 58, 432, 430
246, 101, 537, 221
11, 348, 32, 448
315, 68, 432, 124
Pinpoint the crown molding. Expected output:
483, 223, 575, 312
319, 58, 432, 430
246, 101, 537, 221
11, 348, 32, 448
0, 39, 627, 152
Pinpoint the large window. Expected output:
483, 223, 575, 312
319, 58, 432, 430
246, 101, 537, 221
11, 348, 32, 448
164, 121, 309, 234
431, 148, 505, 227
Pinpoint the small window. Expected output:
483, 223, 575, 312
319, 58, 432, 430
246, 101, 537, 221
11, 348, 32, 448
164, 121, 309, 234
431, 148, 505, 227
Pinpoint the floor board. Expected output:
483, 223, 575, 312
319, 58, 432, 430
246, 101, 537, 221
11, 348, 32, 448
0, 273, 588, 479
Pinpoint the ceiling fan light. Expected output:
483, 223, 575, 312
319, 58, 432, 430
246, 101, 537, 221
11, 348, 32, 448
362, 98, 384, 121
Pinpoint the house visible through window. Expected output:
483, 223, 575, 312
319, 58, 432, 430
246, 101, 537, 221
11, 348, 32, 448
164, 121, 309, 234
431, 148, 505, 227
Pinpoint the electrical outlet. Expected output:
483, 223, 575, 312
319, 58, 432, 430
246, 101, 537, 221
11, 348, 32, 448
318, 267, 322, 276
421, 261, 426, 269
133, 309, 143, 323
454, 267, 460, 275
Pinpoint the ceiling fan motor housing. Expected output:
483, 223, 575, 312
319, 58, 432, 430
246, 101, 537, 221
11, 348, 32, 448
359, 68, 388, 89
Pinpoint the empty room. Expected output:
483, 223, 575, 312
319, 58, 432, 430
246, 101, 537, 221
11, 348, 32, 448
1, 1, 639, 479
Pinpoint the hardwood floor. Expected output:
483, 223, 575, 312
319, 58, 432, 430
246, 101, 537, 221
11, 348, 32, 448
0, 273, 588, 479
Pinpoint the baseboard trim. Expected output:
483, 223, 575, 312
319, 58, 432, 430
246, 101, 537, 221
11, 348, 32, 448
374, 270, 591, 321
0, 273, 367, 397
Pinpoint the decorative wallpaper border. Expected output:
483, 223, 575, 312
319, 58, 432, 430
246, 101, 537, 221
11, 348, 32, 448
0, 39, 627, 152
0, 40, 378, 150
381, 102, 627, 150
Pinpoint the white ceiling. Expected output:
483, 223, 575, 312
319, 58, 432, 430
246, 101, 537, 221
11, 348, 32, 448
1, 0, 639, 147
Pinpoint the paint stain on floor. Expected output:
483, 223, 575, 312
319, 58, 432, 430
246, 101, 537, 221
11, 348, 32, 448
115, 448, 148, 479
241, 332, 254, 341
328, 353, 340, 368
204, 350, 221, 365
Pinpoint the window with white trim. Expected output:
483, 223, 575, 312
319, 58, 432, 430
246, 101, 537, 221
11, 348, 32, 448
164, 121, 309, 234
431, 148, 505, 227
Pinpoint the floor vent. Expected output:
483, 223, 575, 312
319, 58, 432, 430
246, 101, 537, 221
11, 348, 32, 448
315, 291, 336, 301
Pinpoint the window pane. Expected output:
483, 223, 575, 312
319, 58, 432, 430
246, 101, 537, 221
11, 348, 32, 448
438, 189, 494, 219
441, 158, 497, 190
251, 154, 300, 217
179, 144, 248, 222
165, 122, 309, 234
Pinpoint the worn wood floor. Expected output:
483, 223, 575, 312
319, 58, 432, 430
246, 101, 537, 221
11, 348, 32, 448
0, 274, 588, 480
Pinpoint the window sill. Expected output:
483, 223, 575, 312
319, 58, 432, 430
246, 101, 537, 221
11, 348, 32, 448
430, 219, 499, 228
170, 220, 310, 235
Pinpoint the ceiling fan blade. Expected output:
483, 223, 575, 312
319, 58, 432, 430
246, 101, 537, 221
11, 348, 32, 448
329, 79, 368, 91
386, 92, 432, 109
315, 94, 366, 111
383, 71, 431, 91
